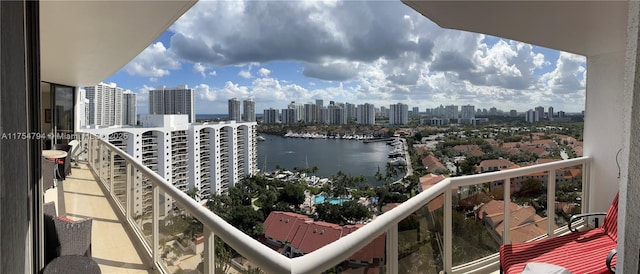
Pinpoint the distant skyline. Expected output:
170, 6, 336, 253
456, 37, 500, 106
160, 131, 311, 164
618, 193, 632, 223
104, 1, 586, 115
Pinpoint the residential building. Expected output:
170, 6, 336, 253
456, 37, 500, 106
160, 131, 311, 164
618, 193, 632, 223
389, 102, 409, 125
460, 104, 475, 124
287, 101, 304, 122
412, 106, 420, 117
327, 104, 346, 125
149, 85, 195, 123
345, 102, 356, 121
444, 104, 459, 120
535, 106, 545, 120
357, 103, 376, 125
243, 98, 256, 122
84, 82, 128, 126
123, 91, 137, 126
281, 108, 298, 125
228, 97, 241, 122
525, 109, 539, 123
262, 211, 385, 266
548, 106, 555, 121
510, 109, 518, 117
304, 102, 317, 123
263, 108, 279, 124
84, 115, 258, 211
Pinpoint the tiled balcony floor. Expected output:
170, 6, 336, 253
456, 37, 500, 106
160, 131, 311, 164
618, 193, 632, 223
44, 164, 153, 274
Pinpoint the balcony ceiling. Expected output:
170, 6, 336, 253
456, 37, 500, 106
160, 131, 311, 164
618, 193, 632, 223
40, 0, 196, 87
402, 1, 628, 57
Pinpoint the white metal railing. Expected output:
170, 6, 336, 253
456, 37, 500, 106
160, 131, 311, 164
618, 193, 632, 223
80, 132, 592, 274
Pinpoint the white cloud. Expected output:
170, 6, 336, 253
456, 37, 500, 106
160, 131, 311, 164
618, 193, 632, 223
116, 1, 587, 113
258, 68, 271, 77
193, 62, 206, 77
123, 42, 180, 81
238, 70, 252, 79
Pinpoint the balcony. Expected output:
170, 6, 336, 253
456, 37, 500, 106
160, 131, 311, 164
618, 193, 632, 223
67, 133, 606, 273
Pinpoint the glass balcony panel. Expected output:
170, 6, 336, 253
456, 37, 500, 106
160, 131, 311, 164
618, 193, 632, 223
508, 171, 553, 244
101, 147, 111, 191
317, 234, 386, 274
452, 182, 500, 266
398, 201, 441, 274
212, 236, 264, 273
554, 165, 583, 228
157, 192, 206, 273
112, 154, 128, 211
132, 170, 153, 249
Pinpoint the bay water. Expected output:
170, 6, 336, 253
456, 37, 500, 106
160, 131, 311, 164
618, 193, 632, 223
257, 134, 392, 185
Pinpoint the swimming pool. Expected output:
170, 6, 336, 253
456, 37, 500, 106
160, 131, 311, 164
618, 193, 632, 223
313, 194, 351, 205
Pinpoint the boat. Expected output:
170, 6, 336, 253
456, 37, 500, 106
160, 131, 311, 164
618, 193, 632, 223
257, 135, 266, 141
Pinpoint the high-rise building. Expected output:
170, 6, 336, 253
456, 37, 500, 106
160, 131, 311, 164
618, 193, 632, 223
243, 99, 256, 122
304, 103, 317, 123
84, 115, 258, 213
288, 101, 304, 122
357, 103, 376, 125
489, 107, 498, 116
327, 104, 346, 125
228, 98, 241, 122
281, 108, 298, 125
389, 103, 409, 125
526, 109, 539, 123
263, 108, 279, 124
123, 91, 137, 126
444, 105, 459, 120
461, 105, 475, 119
85, 82, 136, 126
548, 106, 554, 121
149, 85, 195, 123
412, 107, 420, 117
345, 103, 357, 122
510, 110, 518, 117
379, 106, 388, 118
535, 106, 545, 120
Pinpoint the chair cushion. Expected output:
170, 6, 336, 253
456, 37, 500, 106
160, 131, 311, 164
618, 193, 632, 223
53, 217, 92, 256
500, 228, 616, 273
602, 193, 619, 242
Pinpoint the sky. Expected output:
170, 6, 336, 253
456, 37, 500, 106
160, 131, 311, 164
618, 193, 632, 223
105, 0, 587, 115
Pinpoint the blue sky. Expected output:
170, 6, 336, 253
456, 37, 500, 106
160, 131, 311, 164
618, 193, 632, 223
104, 0, 586, 115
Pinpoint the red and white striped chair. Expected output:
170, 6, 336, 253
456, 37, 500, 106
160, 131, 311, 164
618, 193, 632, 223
500, 193, 618, 273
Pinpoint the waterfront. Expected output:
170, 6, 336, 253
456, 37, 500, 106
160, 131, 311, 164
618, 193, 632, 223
257, 134, 392, 185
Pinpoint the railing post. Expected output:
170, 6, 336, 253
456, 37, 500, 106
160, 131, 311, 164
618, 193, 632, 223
444, 187, 453, 273
547, 169, 556, 237
152, 184, 159, 267
97, 143, 103, 180
87, 135, 92, 166
503, 179, 511, 244
386, 224, 398, 274
581, 161, 590, 214
204, 226, 215, 274
126, 162, 132, 219
110, 151, 115, 192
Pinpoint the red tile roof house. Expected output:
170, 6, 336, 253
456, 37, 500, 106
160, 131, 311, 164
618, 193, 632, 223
262, 211, 385, 272
421, 154, 448, 173
452, 144, 485, 157
477, 158, 516, 173
476, 200, 557, 244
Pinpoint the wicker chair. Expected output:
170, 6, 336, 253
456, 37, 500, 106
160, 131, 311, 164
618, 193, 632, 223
52, 144, 72, 180
53, 217, 93, 257
500, 193, 618, 273
42, 157, 56, 190
43, 201, 93, 262
43, 202, 59, 265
